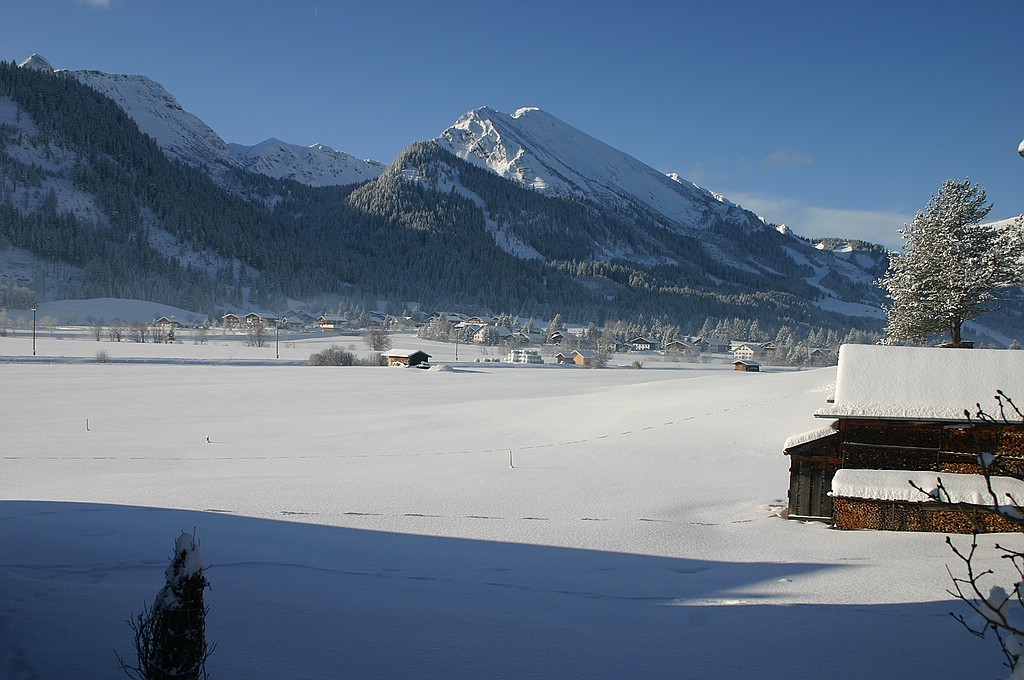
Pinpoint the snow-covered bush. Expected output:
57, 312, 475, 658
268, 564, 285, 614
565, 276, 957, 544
118, 532, 213, 680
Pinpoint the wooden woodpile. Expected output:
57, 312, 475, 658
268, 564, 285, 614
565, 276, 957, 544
832, 422, 1024, 533
787, 419, 1024, 532
834, 497, 1023, 534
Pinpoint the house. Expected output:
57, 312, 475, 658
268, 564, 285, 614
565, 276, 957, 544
316, 315, 347, 331
807, 347, 836, 365
572, 349, 598, 366
548, 331, 573, 346
732, 360, 760, 372
783, 344, 1024, 531
703, 337, 730, 353
473, 325, 513, 345
222, 313, 242, 327
663, 340, 694, 356
731, 343, 766, 361
628, 336, 659, 352
553, 352, 575, 365
514, 330, 544, 345
152, 316, 182, 329
507, 348, 544, 364
382, 349, 431, 368
244, 312, 273, 326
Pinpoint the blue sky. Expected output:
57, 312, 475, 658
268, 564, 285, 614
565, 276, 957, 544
4, 0, 1022, 248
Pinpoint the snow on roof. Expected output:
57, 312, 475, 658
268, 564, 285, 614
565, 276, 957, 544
383, 349, 431, 358
815, 344, 1024, 422
831, 469, 1024, 515
783, 420, 839, 450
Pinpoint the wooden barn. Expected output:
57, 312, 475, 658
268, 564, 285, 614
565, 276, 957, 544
732, 360, 760, 372
382, 349, 431, 368
783, 344, 1024, 531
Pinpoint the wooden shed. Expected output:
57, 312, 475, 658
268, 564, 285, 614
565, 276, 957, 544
783, 344, 1024, 531
732, 360, 760, 372
382, 349, 431, 368
572, 350, 598, 366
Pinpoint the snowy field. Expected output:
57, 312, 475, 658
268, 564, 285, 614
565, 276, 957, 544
0, 317, 1009, 678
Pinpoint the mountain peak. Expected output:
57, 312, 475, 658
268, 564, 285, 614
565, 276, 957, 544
436, 105, 728, 232
511, 106, 542, 119
18, 54, 54, 72
229, 137, 385, 187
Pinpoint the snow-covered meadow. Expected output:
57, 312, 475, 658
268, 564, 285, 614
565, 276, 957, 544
0, 309, 1009, 678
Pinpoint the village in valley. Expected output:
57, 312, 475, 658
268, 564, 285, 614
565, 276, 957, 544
161, 308, 839, 370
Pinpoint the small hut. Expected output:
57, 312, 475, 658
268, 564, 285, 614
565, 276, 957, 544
382, 349, 431, 368
732, 360, 760, 372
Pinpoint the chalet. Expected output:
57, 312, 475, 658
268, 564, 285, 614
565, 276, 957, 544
152, 316, 182, 329
473, 325, 514, 344
628, 336, 659, 352
663, 340, 694, 357
731, 343, 766, 361
317, 315, 347, 331
732, 360, 760, 372
382, 349, 431, 368
222, 313, 242, 327
548, 331, 572, 346
783, 344, 1024, 532
244, 312, 273, 326
682, 335, 708, 351
285, 310, 316, 324
514, 330, 544, 345
703, 337, 730, 353
807, 347, 836, 366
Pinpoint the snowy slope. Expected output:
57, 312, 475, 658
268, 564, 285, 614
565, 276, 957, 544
70, 69, 239, 177
436, 106, 736, 232
228, 138, 384, 187
0, 329, 1008, 679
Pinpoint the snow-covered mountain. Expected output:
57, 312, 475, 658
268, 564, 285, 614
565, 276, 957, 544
228, 138, 384, 187
4, 55, 921, 334
436, 106, 745, 234
70, 68, 239, 179
17, 55, 383, 189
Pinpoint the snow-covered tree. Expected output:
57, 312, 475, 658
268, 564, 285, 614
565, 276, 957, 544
877, 179, 1024, 346
119, 532, 213, 680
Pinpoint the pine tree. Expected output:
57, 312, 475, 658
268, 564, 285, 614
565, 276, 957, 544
878, 180, 1024, 346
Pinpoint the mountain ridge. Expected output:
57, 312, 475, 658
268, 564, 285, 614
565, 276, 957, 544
5, 56, 971, 343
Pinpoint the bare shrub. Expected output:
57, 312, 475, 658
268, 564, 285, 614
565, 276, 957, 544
307, 345, 356, 366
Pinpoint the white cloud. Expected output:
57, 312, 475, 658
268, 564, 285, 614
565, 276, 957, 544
761, 150, 813, 169
78, 0, 111, 8
724, 191, 910, 249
